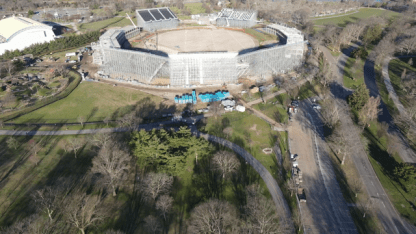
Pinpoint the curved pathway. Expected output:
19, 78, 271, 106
320, 45, 416, 234
364, 53, 416, 164
382, 56, 416, 116
0, 121, 294, 232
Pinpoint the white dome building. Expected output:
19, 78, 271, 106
0, 16, 55, 55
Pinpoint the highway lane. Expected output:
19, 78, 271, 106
319, 45, 416, 234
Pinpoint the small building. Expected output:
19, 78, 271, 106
221, 99, 235, 107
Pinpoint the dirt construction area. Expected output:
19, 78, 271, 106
139, 29, 257, 54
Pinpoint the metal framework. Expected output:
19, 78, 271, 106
216, 8, 257, 28
170, 52, 238, 86
92, 21, 305, 86
136, 7, 179, 32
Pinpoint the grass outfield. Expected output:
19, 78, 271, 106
185, 3, 206, 15
11, 82, 163, 123
314, 8, 399, 27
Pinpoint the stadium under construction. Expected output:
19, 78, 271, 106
91, 8, 305, 87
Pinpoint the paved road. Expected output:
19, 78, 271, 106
0, 119, 294, 232
289, 100, 357, 234
364, 52, 416, 164
320, 45, 416, 234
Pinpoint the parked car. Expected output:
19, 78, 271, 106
313, 104, 321, 110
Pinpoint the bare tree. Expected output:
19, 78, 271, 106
187, 199, 238, 234
358, 96, 381, 130
6, 136, 19, 150
210, 101, 222, 119
141, 172, 173, 201
399, 37, 416, 55
77, 116, 86, 127
329, 128, 349, 165
144, 215, 162, 234
5, 61, 14, 77
245, 184, 283, 234
155, 195, 173, 221
321, 99, 340, 129
103, 116, 111, 127
27, 139, 42, 156
91, 143, 131, 196
67, 138, 84, 158
31, 186, 61, 222
116, 112, 140, 130
90, 132, 114, 149
212, 151, 240, 179
55, 65, 69, 78
350, 177, 363, 198
65, 193, 105, 234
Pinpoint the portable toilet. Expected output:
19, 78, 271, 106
174, 96, 179, 104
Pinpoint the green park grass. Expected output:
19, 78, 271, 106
78, 17, 132, 32
388, 58, 416, 108
200, 111, 283, 176
343, 57, 365, 89
11, 82, 163, 123
185, 3, 206, 15
362, 121, 416, 225
374, 65, 398, 115
314, 8, 399, 27
253, 96, 289, 124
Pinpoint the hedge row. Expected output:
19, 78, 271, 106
0, 71, 81, 122
0, 31, 100, 60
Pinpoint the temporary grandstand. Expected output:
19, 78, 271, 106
136, 7, 179, 32
92, 20, 305, 86
216, 8, 257, 28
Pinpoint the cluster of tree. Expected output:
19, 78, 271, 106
130, 127, 213, 174
348, 84, 381, 130
0, 31, 100, 60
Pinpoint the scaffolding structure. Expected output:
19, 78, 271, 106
136, 7, 179, 32
216, 9, 257, 28
101, 47, 169, 83
92, 21, 305, 86
170, 52, 238, 86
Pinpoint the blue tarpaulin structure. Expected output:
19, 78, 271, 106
198, 90, 230, 102
175, 90, 197, 104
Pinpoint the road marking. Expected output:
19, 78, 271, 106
371, 181, 374, 186
381, 201, 386, 208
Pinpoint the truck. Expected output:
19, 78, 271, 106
65, 52, 77, 57
297, 188, 306, 202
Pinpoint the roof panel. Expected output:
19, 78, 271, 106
160, 8, 175, 19
150, 9, 164, 20
138, 10, 155, 22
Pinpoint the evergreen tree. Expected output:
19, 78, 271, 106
348, 84, 370, 112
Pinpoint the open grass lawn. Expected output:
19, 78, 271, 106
343, 57, 365, 89
185, 3, 206, 15
199, 112, 282, 176
362, 121, 416, 225
78, 17, 131, 32
314, 8, 399, 27
11, 82, 163, 123
388, 58, 416, 108
253, 96, 289, 124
